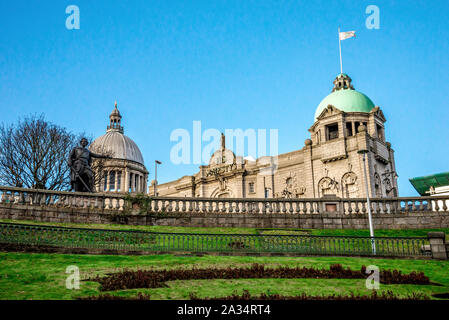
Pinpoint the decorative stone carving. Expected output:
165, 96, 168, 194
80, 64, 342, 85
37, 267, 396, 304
318, 176, 339, 196
207, 168, 228, 191
374, 173, 382, 197
277, 173, 306, 198
341, 171, 358, 197
383, 175, 394, 197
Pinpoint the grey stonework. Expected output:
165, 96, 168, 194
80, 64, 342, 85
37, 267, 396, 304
1, 203, 448, 230
427, 232, 448, 260
150, 77, 398, 201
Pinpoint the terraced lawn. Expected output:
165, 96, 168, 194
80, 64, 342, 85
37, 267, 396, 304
0, 252, 448, 300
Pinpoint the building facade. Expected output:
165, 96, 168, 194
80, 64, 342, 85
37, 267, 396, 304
149, 74, 399, 199
90, 103, 148, 194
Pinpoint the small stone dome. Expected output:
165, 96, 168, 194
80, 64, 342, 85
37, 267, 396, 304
315, 74, 375, 120
209, 133, 235, 166
90, 132, 145, 165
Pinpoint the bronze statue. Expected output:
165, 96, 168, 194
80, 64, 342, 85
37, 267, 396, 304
68, 138, 111, 192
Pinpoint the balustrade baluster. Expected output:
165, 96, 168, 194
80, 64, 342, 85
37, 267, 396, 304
374, 201, 381, 214
187, 200, 192, 213
310, 201, 315, 214
213, 201, 219, 213
234, 200, 240, 213
181, 200, 186, 212
442, 200, 448, 212
194, 200, 200, 213
344, 200, 354, 215
17, 192, 24, 204
221, 201, 228, 214
241, 201, 247, 213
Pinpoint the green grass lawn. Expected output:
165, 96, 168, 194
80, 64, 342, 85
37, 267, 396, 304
1, 252, 448, 300
1, 218, 448, 300
1, 218, 448, 238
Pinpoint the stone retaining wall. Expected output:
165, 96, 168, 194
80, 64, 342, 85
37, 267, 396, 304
1, 203, 448, 230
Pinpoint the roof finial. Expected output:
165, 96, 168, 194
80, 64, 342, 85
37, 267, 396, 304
114, 100, 117, 108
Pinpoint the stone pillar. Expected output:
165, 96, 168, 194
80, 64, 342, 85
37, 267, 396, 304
114, 170, 118, 192
427, 232, 447, 260
106, 170, 110, 191
119, 170, 124, 192
124, 169, 129, 193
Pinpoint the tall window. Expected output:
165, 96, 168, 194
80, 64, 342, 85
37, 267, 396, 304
129, 173, 133, 192
109, 171, 115, 191
326, 123, 339, 140
264, 188, 271, 198
346, 122, 353, 136
117, 171, 122, 192
249, 182, 255, 193
103, 171, 108, 191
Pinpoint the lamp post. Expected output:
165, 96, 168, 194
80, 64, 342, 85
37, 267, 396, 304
154, 160, 162, 196
358, 149, 376, 254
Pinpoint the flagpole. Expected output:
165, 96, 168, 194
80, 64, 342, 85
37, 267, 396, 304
338, 27, 343, 74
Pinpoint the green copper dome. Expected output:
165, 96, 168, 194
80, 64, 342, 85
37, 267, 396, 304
315, 74, 375, 120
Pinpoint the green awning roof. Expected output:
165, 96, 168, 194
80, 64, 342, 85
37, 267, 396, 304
409, 172, 449, 196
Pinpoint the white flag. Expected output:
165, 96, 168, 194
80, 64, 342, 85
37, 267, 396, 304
339, 31, 356, 40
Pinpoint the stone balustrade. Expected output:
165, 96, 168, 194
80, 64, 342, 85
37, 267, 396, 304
1, 185, 448, 215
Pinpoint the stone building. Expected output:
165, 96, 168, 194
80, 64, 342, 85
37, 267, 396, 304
149, 74, 399, 199
90, 103, 148, 193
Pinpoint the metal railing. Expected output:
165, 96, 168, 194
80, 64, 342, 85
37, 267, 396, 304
0, 222, 431, 257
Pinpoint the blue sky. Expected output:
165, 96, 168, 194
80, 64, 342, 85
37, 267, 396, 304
1, 0, 448, 196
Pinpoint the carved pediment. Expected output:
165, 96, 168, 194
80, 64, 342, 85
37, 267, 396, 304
316, 105, 343, 120
371, 106, 387, 122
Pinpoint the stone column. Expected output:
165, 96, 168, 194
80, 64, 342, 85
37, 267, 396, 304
106, 170, 110, 192
124, 168, 129, 193
114, 170, 118, 192
428, 232, 447, 260
119, 170, 124, 192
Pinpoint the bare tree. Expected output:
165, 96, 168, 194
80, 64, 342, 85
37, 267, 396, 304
0, 114, 82, 190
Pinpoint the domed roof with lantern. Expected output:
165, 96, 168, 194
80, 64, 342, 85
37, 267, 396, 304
90, 102, 145, 165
